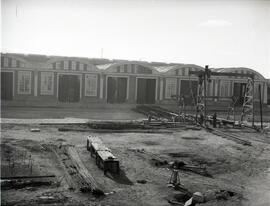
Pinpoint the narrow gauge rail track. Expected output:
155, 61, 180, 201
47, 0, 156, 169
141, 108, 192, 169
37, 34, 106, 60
208, 128, 252, 146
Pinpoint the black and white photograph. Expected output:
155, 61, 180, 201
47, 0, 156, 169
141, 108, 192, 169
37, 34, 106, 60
1, 0, 270, 205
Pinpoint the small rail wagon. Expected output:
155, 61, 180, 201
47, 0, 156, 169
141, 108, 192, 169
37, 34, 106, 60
96, 150, 120, 174
86, 136, 120, 174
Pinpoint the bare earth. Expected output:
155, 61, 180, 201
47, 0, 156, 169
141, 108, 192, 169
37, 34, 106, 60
1, 108, 270, 206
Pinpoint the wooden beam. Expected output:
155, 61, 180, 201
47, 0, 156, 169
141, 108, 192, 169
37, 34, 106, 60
1, 175, 55, 180
67, 147, 104, 195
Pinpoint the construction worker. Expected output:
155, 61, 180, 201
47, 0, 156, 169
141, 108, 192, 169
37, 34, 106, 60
148, 114, 152, 123
199, 114, 204, 125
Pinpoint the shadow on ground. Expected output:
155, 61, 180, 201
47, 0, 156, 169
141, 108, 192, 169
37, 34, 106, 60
105, 169, 133, 185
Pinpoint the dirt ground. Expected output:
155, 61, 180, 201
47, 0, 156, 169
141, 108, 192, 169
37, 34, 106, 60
1, 108, 270, 206
1, 106, 145, 120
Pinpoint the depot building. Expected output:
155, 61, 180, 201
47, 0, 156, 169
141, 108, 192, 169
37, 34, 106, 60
1, 53, 270, 108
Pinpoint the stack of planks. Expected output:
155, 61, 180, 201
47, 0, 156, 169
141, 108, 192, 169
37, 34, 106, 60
46, 144, 104, 195
88, 121, 145, 130
67, 146, 104, 195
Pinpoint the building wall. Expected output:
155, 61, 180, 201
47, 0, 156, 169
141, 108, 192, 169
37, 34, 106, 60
1, 53, 268, 107
128, 76, 136, 103
1, 54, 104, 106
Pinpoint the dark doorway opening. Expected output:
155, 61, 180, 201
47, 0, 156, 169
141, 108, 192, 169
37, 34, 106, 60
1, 72, 13, 100
107, 77, 127, 103
233, 82, 246, 106
180, 80, 198, 106
58, 75, 80, 102
137, 78, 156, 104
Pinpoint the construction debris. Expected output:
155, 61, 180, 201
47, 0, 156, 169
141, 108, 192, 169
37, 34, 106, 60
167, 199, 185, 206
152, 158, 212, 178
137, 179, 147, 184
1, 175, 56, 180
2, 105, 267, 206
134, 103, 264, 137
192, 192, 204, 203
174, 192, 192, 203
171, 161, 212, 178
67, 146, 104, 195
1, 179, 54, 190
46, 144, 104, 196
168, 188, 241, 206
134, 105, 177, 122
30, 128, 40, 132
184, 197, 194, 206
204, 189, 240, 202
166, 191, 193, 206
88, 121, 146, 129
37, 192, 68, 204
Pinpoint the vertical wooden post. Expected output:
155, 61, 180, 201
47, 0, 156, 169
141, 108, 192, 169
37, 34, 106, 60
28, 154, 31, 168
204, 66, 208, 126
30, 159, 33, 175
259, 84, 263, 129
252, 79, 255, 127
196, 85, 199, 124
233, 103, 236, 127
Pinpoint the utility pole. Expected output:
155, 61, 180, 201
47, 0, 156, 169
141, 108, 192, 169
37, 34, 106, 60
259, 84, 263, 129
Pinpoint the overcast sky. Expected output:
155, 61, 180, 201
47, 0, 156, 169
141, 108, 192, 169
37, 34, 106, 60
1, 0, 270, 78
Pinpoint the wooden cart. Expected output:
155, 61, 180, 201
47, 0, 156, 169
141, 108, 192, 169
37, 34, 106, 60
87, 135, 120, 174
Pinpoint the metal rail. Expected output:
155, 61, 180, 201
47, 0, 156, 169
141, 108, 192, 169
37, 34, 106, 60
208, 128, 252, 146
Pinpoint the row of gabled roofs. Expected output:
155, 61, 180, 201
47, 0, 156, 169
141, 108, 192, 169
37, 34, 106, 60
1, 52, 266, 80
